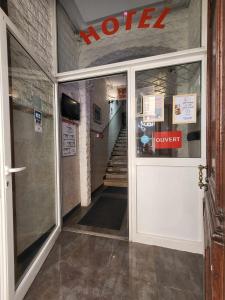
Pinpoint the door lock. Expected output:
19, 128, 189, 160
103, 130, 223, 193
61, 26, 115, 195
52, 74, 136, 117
198, 165, 208, 191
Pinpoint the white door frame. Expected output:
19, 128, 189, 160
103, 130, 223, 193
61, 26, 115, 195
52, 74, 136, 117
130, 54, 207, 251
56, 48, 207, 244
0, 10, 61, 300
0, 0, 208, 298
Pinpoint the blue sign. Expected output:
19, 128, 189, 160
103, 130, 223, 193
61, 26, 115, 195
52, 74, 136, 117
141, 135, 151, 145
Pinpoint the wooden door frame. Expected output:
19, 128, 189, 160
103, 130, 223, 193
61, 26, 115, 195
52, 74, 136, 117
205, 0, 225, 299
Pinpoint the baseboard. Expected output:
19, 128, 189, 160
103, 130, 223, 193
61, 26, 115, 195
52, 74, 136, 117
91, 184, 105, 198
133, 232, 203, 254
63, 203, 81, 223
17, 225, 55, 263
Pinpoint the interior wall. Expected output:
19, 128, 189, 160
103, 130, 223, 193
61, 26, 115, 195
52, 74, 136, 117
59, 83, 81, 216
57, 2, 80, 73
7, 0, 54, 74
90, 78, 122, 192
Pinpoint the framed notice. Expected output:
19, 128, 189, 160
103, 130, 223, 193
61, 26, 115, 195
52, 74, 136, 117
173, 94, 197, 124
143, 94, 164, 123
93, 104, 102, 124
117, 86, 127, 100
62, 120, 76, 157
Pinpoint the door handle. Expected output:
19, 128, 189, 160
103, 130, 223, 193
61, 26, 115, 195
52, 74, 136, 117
5, 166, 26, 176
198, 165, 208, 191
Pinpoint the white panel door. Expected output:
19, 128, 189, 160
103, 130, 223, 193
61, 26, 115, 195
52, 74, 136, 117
131, 55, 207, 254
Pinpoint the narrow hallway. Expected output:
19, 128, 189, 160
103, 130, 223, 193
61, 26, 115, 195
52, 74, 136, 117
24, 232, 203, 300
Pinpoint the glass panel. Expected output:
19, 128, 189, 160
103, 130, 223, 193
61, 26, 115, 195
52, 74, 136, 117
7, 33, 56, 285
136, 62, 201, 158
57, 0, 202, 72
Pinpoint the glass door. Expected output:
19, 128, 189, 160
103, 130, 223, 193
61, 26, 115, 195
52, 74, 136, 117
130, 56, 207, 252
0, 15, 60, 300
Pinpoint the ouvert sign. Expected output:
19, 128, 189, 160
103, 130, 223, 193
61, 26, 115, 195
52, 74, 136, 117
80, 7, 171, 45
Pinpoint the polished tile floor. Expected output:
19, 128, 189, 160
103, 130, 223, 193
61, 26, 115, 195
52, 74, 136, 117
25, 232, 203, 300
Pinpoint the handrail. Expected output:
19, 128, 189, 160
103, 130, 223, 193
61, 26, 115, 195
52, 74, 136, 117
90, 105, 123, 135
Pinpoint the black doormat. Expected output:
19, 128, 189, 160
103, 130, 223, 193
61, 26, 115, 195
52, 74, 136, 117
78, 196, 127, 230
103, 187, 128, 195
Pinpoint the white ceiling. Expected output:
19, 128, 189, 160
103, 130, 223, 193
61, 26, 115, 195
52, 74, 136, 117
73, 0, 160, 23
59, 0, 190, 30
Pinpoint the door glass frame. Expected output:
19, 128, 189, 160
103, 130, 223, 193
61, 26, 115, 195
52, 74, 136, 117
56, 49, 207, 244
0, 9, 61, 300
0, 0, 208, 297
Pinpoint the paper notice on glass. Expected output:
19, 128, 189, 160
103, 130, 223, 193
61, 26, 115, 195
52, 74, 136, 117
173, 94, 197, 124
142, 95, 164, 123
62, 120, 76, 157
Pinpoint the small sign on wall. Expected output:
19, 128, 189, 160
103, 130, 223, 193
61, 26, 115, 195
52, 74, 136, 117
34, 109, 42, 133
62, 120, 76, 157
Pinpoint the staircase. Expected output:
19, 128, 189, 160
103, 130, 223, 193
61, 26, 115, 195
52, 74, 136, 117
103, 128, 128, 188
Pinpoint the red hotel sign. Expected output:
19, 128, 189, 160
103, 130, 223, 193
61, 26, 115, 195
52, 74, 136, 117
154, 131, 182, 149
80, 7, 171, 45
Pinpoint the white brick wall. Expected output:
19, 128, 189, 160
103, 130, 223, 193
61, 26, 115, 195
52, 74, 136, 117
57, 2, 80, 73
8, 0, 54, 74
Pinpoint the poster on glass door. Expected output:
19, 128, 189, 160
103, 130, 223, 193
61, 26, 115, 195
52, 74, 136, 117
172, 94, 197, 124
142, 94, 164, 123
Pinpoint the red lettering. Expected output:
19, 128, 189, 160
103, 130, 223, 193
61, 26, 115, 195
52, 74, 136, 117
153, 7, 171, 29
102, 17, 120, 35
80, 26, 100, 45
125, 10, 137, 30
138, 8, 156, 28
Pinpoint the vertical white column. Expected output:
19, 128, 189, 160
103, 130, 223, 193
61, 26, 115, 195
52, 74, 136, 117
79, 81, 91, 207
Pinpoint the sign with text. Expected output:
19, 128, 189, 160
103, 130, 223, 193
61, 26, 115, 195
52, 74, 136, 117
153, 131, 182, 149
34, 109, 42, 133
143, 94, 164, 123
80, 7, 171, 45
173, 94, 197, 124
62, 120, 76, 157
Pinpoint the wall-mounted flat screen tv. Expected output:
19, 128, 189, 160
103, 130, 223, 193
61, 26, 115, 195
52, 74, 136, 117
61, 93, 80, 121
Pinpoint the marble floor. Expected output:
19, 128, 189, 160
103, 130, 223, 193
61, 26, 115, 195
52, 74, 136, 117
25, 232, 203, 300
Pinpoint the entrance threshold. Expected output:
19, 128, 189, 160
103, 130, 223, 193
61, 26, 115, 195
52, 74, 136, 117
63, 227, 129, 242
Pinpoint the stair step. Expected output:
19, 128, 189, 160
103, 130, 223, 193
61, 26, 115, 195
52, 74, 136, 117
108, 161, 127, 167
112, 151, 127, 156
115, 146, 127, 150
107, 167, 128, 172
114, 145, 127, 149
114, 149, 127, 153
106, 170, 127, 175
111, 155, 127, 160
106, 173, 127, 179
103, 179, 128, 188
